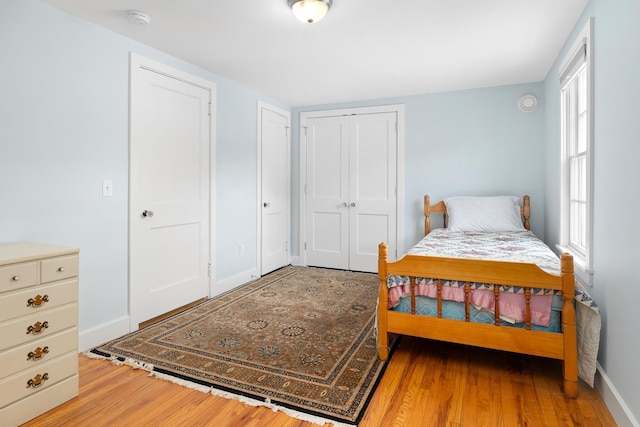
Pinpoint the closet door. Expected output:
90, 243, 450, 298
305, 116, 350, 270
349, 112, 397, 272
303, 110, 398, 273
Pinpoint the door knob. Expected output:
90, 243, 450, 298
351, 202, 356, 207
263, 202, 270, 208
142, 210, 154, 218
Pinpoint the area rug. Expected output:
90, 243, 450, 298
89, 266, 393, 426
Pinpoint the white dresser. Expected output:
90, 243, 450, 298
0, 242, 79, 426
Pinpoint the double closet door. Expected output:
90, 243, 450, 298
301, 107, 400, 273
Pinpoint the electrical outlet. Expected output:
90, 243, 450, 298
102, 179, 113, 197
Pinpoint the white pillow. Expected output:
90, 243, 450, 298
445, 196, 525, 232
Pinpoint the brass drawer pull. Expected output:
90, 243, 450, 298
26, 321, 49, 335
27, 373, 49, 388
12, 275, 20, 281
27, 294, 49, 308
27, 346, 50, 361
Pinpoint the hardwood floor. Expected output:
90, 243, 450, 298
21, 336, 616, 427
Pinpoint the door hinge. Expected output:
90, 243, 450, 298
303, 126, 308, 136
208, 103, 212, 117
285, 125, 290, 137
304, 242, 307, 250
207, 262, 211, 277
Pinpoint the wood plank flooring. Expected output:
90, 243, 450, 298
21, 336, 616, 427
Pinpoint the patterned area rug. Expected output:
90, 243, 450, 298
90, 266, 392, 426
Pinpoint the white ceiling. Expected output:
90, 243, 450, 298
41, 0, 588, 107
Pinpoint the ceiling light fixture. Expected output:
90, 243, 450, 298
288, 0, 332, 24
126, 10, 151, 26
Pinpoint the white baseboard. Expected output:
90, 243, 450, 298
78, 315, 130, 352
596, 362, 639, 427
213, 267, 259, 297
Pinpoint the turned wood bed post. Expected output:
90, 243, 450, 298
424, 195, 432, 235
377, 243, 390, 361
523, 195, 531, 230
424, 195, 447, 235
561, 252, 578, 398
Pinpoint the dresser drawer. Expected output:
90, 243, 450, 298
41, 255, 79, 284
0, 374, 78, 427
0, 279, 78, 323
0, 242, 79, 425
0, 261, 38, 293
0, 303, 77, 352
0, 351, 77, 409
0, 328, 78, 380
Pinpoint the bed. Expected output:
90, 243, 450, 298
377, 195, 579, 398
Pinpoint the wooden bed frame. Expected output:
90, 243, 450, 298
377, 195, 578, 398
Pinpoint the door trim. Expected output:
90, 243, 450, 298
128, 53, 216, 331
256, 101, 291, 276
298, 104, 405, 267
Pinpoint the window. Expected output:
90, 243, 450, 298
558, 18, 593, 286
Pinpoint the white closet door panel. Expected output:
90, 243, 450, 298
305, 116, 349, 269
309, 118, 348, 199
349, 112, 397, 272
309, 211, 348, 268
351, 212, 390, 271
352, 114, 395, 200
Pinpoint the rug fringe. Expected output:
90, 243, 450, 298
151, 370, 212, 394
83, 351, 154, 371
207, 387, 353, 427
82, 353, 353, 426
82, 350, 109, 360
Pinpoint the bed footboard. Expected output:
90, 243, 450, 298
377, 242, 578, 398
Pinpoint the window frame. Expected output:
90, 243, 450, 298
557, 18, 594, 286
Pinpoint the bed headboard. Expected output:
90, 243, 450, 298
423, 195, 531, 235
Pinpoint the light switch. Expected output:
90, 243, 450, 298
102, 179, 113, 197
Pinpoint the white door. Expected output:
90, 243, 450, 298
303, 110, 398, 273
259, 103, 290, 275
349, 113, 397, 272
130, 55, 213, 329
305, 115, 350, 270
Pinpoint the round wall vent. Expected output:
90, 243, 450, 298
518, 94, 538, 112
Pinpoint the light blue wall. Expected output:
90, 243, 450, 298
292, 82, 546, 255
0, 0, 287, 334
544, 1, 640, 424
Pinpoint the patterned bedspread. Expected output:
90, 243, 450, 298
387, 230, 561, 326
405, 229, 559, 273
385, 228, 601, 386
